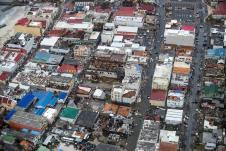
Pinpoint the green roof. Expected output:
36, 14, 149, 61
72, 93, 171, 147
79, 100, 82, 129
0, 135, 15, 144
60, 107, 79, 119
37, 145, 50, 151
204, 84, 219, 98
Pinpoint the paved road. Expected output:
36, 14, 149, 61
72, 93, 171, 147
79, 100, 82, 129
126, 0, 166, 150
184, 1, 209, 150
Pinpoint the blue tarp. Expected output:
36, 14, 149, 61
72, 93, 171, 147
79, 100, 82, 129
21, 128, 29, 133
17, 92, 35, 109
33, 51, 50, 62
33, 91, 57, 108
4, 110, 16, 121
31, 130, 41, 136
59, 92, 67, 100
207, 48, 225, 58
34, 108, 45, 116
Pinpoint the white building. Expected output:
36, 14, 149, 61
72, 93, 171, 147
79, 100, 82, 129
122, 89, 137, 104
101, 23, 115, 44
167, 90, 185, 108
112, 64, 142, 104
136, 120, 160, 151
40, 36, 59, 49
159, 130, 179, 144
111, 85, 123, 102
224, 34, 226, 47
152, 62, 173, 90
164, 29, 195, 47
93, 89, 105, 100
124, 64, 142, 78
54, 21, 94, 32
6, 33, 35, 54
122, 76, 141, 90
165, 109, 183, 125
43, 108, 58, 124
171, 73, 189, 87
113, 16, 144, 27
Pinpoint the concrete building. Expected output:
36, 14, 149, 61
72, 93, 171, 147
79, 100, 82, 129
165, 109, 183, 125
0, 48, 26, 73
164, 29, 195, 47
72, 0, 95, 6
111, 64, 142, 104
111, 85, 123, 103
136, 120, 160, 151
152, 62, 173, 90
150, 89, 167, 107
54, 21, 94, 32
6, 33, 35, 54
15, 18, 47, 36
113, 16, 144, 27
167, 90, 185, 108
101, 23, 115, 44
8, 110, 48, 132
116, 26, 138, 40
159, 130, 179, 144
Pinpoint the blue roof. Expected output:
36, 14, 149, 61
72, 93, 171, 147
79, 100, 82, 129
34, 108, 45, 116
135, 64, 142, 73
59, 92, 68, 100
33, 91, 57, 108
31, 130, 41, 136
207, 48, 225, 58
34, 51, 50, 62
21, 128, 29, 133
17, 92, 35, 109
4, 110, 16, 121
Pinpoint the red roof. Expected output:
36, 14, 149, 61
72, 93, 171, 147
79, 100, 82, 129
139, 3, 155, 13
115, 7, 135, 16
213, 2, 226, 15
16, 18, 30, 26
0, 72, 10, 81
67, 18, 83, 24
39, 20, 47, 28
14, 53, 24, 63
57, 64, 77, 74
48, 29, 67, 37
160, 142, 177, 151
150, 89, 167, 101
181, 25, 195, 32
94, 6, 112, 13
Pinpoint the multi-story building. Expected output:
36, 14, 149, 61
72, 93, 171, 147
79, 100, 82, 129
164, 29, 195, 47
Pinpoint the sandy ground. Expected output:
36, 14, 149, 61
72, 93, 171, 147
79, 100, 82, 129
0, 6, 28, 48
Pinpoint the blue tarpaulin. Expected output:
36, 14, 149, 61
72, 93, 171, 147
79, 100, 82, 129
31, 130, 41, 136
59, 92, 67, 101
206, 48, 225, 58
34, 108, 45, 116
33, 91, 57, 108
17, 92, 35, 109
4, 110, 16, 121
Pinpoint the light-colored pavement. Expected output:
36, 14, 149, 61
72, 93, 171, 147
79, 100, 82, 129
0, 6, 28, 48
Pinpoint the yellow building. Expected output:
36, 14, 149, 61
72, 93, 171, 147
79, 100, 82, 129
14, 18, 46, 36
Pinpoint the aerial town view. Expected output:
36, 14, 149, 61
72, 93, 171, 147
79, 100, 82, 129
0, 0, 225, 150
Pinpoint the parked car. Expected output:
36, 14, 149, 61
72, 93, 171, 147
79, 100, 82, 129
0, 24, 6, 28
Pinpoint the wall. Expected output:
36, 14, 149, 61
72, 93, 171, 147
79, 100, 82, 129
15, 25, 43, 36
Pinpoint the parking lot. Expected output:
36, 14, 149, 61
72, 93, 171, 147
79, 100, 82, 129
172, 9, 195, 23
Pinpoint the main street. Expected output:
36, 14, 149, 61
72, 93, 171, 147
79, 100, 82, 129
184, 0, 209, 150
126, 0, 166, 150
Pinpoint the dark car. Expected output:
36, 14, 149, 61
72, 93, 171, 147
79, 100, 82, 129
0, 24, 6, 28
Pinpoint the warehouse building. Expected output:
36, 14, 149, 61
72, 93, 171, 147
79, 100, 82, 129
164, 29, 195, 47
7, 110, 48, 132
165, 109, 183, 125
